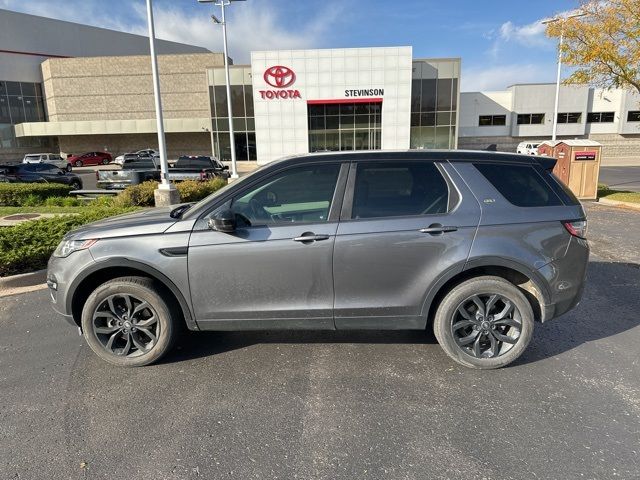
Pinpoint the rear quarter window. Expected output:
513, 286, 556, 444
474, 163, 563, 207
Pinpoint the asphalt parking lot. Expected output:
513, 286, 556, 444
599, 166, 640, 192
1, 203, 639, 479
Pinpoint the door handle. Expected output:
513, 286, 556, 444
293, 233, 330, 243
419, 223, 458, 235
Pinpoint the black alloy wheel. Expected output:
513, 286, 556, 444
92, 293, 160, 358
451, 293, 522, 358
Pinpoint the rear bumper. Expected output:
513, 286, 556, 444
537, 236, 589, 321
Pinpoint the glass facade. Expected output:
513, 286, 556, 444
209, 67, 255, 161
410, 60, 458, 150
308, 102, 382, 152
0, 80, 53, 152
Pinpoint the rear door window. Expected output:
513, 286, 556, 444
474, 163, 563, 207
351, 162, 450, 219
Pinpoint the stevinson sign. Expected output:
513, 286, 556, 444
259, 65, 301, 99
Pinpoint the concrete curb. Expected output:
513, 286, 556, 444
598, 198, 640, 212
0, 269, 47, 293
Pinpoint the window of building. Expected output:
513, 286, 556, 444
410, 61, 458, 150
587, 112, 615, 123
307, 102, 381, 152
479, 115, 506, 126
474, 163, 562, 207
231, 163, 341, 225
351, 162, 449, 219
517, 113, 545, 125
627, 111, 640, 122
209, 70, 256, 161
557, 112, 582, 124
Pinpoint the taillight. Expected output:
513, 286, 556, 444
563, 220, 587, 239
95, 171, 99, 180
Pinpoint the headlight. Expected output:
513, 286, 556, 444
53, 239, 98, 258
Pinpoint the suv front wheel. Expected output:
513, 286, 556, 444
434, 276, 534, 369
81, 277, 177, 366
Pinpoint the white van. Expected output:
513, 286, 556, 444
516, 142, 542, 155
23, 153, 70, 170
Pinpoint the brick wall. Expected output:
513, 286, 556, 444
42, 53, 225, 122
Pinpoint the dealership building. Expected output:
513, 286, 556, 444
3, 8, 640, 166
459, 84, 640, 166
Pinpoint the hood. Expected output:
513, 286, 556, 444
67, 207, 178, 240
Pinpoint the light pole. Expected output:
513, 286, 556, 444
145, 0, 179, 205
198, 0, 244, 180
542, 12, 587, 141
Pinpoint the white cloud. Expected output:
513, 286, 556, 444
498, 20, 548, 47
461, 64, 554, 92
1, 0, 343, 64
130, 3, 343, 63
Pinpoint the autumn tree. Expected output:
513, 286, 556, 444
545, 0, 640, 94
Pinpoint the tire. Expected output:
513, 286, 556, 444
66, 164, 72, 172
81, 277, 178, 367
75, 160, 83, 167
433, 276, 534, 369
69, 181, 81, 190
102, 158, 109, 165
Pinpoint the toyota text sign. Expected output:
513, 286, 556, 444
260, 65, 301, 99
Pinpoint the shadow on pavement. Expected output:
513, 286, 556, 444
162, 259, 640, 366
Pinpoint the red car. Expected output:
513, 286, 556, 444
67, 151, 113, 168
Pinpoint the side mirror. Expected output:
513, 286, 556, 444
208, 209, 236, 233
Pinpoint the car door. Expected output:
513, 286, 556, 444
332, 160, 481, 329
188, 161, 348, 329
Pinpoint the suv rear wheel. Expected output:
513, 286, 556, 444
81, 277, 177, 366
433, 276, 534, 369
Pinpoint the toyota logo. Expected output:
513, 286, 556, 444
264, 65, 296, 88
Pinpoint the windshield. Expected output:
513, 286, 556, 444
182, 164, 268, 220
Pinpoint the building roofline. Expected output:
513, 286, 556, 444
0, 8, 210, 53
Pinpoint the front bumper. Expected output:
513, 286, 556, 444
47, 249, 95, 327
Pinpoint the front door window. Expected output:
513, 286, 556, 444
229, 163, 341, 225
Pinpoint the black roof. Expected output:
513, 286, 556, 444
272, 149, 551, 167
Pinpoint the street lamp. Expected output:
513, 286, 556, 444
145, 0, 179, 206
198, 0, 245, 180
542, 11, 587, 142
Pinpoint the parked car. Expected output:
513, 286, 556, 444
96, 155, 160, 189
167, 155, 230, 181
67, 151, 112, 167
22, 153, 70, 171
516, 142, 542, 155
114, 149, 158, 166
1, 163, 83, 189
48, 150, 589, 369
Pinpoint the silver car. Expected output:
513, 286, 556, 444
47, 151, 589, 369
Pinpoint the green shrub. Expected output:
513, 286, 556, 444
111, 178, 227, 208
112, 181, 159, 208
176, 178, 227, 203
43, 196, 83, 207
0, 183, 73, 207
0, 206, 137, 277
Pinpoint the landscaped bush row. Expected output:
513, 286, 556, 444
111, 179, 228, 207
0, 183, 73, 207
0, 206, 137, 277
0, 179, 229, 276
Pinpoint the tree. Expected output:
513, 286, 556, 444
545, 0, 640, 94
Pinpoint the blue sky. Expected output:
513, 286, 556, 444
1, 0, 578, 91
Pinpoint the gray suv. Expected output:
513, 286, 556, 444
47, 151, 589, 369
